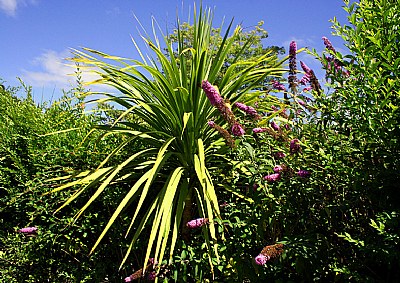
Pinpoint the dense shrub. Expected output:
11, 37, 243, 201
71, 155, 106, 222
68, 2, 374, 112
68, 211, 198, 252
169, 1, 400, 282
1, 0, 399, 282
0, 81, 137, 282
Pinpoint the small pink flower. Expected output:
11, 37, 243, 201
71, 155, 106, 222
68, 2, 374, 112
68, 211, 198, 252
124, 276, 133, 282
253, 127, 267, 134
255, 254, 270, 265
231, 123, 245, 136
186, 218, 209, 229
273, 165, 283, 173
264, 173, 281, 182
207, 120, 216, 127
18, 227, 38, 234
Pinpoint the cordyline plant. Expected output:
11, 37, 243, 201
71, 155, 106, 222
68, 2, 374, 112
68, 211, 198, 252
47, 6, 285, 275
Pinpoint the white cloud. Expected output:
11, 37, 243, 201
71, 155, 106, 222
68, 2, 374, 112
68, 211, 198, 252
0, 0, 36, 16
22, 49, 79, 89
0, 0, 17, 16
22, 49, 115, 94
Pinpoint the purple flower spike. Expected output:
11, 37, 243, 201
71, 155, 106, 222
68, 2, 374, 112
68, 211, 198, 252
234, 102, 247, 111
18, 227, 38, 234
322, 36, 336, 52
253, 127, 267, 134
270, 121, 280, 131
201, 80, 223, 107
231, 123, 245, 136
272, 80, 286, 91
297, 170, 311, 178
289, 41, 297, 57
300, 74, 311, 85
288, 41, 298, 90
300, 61, 312, 74
234, 102, 258, 117
264, 173, 281, 182
186, 218, 209, 229
290, 139, 301, 154
255, 254, 270, 265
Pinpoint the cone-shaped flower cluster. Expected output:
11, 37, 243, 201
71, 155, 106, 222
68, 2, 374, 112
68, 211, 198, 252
272, 80, 286, 91
288, 41, 297, 91
255, 244, 284, 265
202, 80, 246, 142
253, 127, 268, 134
231, 123, 245, 136
124, 258, 156, 282
234, 102, 259, 118
255, 254, 270, 265
201, 80, 223, 106
299, 61, 321, 94
322, 36, 349, 78
270, 121, 280, 131
18, 227, 38, 235
322, 36, 336, 53
186, 218, 209, 229
264, 173, 281, 182
300, 61, 312, 85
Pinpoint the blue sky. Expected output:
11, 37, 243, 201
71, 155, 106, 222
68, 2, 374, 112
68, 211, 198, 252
0, 0, 350, 101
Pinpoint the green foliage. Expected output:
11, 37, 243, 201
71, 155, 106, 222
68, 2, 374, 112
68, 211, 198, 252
168, 0, 400, 281
52, 6, 285, 277
2, 1, 399, 282
0, 81, 135, 282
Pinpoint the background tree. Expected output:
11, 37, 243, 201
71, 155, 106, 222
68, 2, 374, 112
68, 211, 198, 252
166, 20, 284, 87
